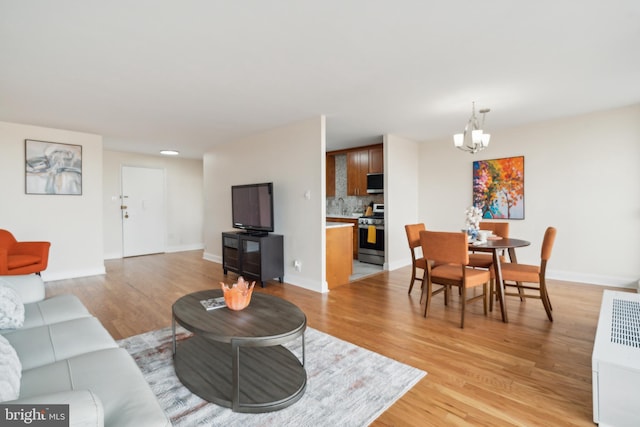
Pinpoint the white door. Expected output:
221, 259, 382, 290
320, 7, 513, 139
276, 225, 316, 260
121, 166, 165, 257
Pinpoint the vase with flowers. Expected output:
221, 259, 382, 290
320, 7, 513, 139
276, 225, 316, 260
464, 206, 483, 240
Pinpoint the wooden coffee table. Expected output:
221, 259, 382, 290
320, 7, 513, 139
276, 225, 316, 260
172, 290, 307, 413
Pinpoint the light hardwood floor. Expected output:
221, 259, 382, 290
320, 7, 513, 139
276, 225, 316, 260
44, 251, 628, 426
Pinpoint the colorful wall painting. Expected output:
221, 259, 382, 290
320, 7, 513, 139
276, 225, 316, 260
473, 156, 524, 219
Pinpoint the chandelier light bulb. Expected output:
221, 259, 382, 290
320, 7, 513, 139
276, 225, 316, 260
453, 102, 491, 154
472, 129, 483, 144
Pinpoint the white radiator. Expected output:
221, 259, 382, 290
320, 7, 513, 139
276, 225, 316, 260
592, 290, 640, 426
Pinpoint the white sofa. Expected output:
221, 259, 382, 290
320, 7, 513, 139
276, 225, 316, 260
0, 275, 170, 427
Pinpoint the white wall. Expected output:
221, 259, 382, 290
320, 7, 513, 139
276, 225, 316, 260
0, 121, 104, 281
203, 116, 326, 292
4, 104, 636, 289
103, 150, 204, 259
384, 134, 421, 271
417, 104, 640, 287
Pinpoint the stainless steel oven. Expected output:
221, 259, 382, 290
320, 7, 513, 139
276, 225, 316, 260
357, 204, 384, 265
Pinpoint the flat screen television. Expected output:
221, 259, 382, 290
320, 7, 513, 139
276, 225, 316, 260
231, 182, 274, 235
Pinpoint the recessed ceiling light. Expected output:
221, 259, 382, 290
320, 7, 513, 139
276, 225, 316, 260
160, 150, 179, 156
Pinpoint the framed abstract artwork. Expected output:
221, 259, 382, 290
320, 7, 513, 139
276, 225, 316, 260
473, 156, 524, 219
25, 139, 82, 195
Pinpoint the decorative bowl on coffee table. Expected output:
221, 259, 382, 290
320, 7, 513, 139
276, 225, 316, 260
221, 276, 255, 310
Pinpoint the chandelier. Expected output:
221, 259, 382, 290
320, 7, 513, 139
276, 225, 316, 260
453, 102, 491, 154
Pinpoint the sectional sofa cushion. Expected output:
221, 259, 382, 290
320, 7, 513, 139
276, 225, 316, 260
3, 317, 118, 370
0, 285, 24, 329
0, 334, 21, 402
0, 276, 90, 333
21, 294, 91, 330
18, 347, 171, 427
14, 390, 105, 427
0, 274, 45, 304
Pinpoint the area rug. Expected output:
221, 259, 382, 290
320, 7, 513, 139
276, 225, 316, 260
118, 326, 426, 426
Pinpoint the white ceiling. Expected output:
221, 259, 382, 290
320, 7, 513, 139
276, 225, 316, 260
1, 1, 639, 159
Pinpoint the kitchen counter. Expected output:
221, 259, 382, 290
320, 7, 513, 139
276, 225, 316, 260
326, 223, 353, 289
326, 216, 359, 258
327, 214, 363, 220
326, 221, 355, 229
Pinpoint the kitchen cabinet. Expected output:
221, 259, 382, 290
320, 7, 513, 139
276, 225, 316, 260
222, 231, 284, 287
369, 146, 383, 173
326, 223, 353, 289
326, 143, 383, 198
345, 144, 383, 195
326, 154, 335, 197
326, 216, 358, 259
347, 149, 369, 196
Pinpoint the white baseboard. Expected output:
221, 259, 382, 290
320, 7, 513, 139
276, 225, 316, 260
283, 273, 328, 293
166, 243, 204, 253
388, 259, 412, 272
202, 253, 327, 293
105, 245, 204, 261
547, 269, 638, 289
389, 258, 637, 289
203, 251, 221, 264
42, 266, 106, 282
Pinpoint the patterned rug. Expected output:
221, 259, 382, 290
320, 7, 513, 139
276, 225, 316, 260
118, 326, 426, 426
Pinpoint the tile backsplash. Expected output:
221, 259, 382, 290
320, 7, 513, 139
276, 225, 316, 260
326, 154, 383, 216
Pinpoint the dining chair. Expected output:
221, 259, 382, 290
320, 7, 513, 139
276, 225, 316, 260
500, 227, 557, 321
404, 223, 427, 294
419, 230, 491, 328
468, 221, 510, 269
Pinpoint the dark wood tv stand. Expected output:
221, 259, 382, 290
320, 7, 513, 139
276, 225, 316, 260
222, 231, 284, 287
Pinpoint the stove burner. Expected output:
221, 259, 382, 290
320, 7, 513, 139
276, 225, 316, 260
358, 216, 384, 226
358, 203, 385, 226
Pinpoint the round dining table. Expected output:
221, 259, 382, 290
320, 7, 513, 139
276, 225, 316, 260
469, 237, 531, 323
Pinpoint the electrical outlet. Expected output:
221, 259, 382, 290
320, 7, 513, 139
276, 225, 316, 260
293, 260, 302, 272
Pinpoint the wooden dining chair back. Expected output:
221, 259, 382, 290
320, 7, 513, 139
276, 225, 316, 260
480, 221, 509, 238
468, 221, 510, 269
500, 227, 557, 321
419, 230, 491, 328
405, 223, 427, 294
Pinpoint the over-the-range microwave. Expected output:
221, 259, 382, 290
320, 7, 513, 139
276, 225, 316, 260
366, 173, 383, 194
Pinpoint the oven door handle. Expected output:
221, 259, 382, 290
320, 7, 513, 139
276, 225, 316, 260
358, 225, 384, 230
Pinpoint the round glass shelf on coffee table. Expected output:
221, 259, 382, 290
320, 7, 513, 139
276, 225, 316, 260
172, 290, 307, 413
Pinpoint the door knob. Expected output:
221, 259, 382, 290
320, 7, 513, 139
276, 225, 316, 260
124, 212, 129, 219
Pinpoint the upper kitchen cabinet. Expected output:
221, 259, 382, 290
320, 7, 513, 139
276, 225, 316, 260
347, 149, 368, 196
326, 143, 384, 197
368, 146, 383, 174
346, 144, 383, 196
326, 154, 336, 197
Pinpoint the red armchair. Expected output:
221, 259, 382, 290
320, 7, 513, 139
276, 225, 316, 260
0, 229, 51, 275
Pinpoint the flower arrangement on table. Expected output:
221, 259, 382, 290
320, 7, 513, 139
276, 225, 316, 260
464, 206, 483, 239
